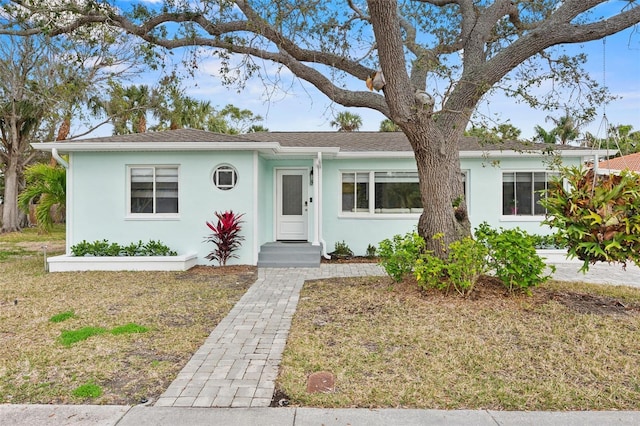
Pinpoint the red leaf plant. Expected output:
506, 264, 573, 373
204, 211, 245, 266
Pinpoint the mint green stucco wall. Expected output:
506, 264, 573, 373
319, 154, 582, 256
68, 150, 257, 265
66, 149, 583, 263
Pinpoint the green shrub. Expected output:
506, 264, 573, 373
331, 240, 354, 258
378, 231, 425, 282
70, 239, 177, 257
141, 240, 178, 256
541, 167, 640, 271
121, 241, 143, 256
475, 223, 553, 293
414, 236, 488, 296
365, 244, 377, 258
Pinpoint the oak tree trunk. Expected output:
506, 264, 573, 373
404, 123, 471, 258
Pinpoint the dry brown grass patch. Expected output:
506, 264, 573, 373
278, 275, 640, 410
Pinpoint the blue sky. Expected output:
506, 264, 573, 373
95, 1, 640, 140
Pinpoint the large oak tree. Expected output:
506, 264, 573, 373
3, 1, 639, 254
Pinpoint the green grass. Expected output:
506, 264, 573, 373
59, 327, 107, 347
110, 323, 149, 335
49, 311, 76, 323
72, 382, 103, 399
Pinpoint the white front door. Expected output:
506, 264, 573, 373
276, 169, 308, 241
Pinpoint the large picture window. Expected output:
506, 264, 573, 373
502, 171, 554, 216
341, 170, 467, 215
129, 166, 179, 215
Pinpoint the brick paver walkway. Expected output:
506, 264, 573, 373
154, 264, 385, 408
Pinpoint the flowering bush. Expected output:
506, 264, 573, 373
204, 211, 245, 266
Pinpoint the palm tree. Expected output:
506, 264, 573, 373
380, 118, 400, 132
18, 163, 66, 233
331, 111, 363, 132
533, 125, 557, 144
547, 114, 580, 145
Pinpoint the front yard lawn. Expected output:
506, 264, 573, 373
0, 228, 256, 404
278, 275, 640, 410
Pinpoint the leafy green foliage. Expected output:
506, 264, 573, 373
331, 240, 353, 258
72, 382, 103, 399
531, 232, 566, 249
204, 210, 245, 266
414, 235, 488, 296
475, 223, 553, 293
70, 240, 177, 257
365, 244, 377, 258
17, 163, 66, 233
49, 310, 75, 323
378, 231, 425, 282
541, 167, 640, 272
59, 327, 107, 347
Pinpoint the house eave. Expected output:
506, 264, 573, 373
32, 141, 283, 153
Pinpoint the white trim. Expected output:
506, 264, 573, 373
35, 141, 281, 152
211, 164, 238, 190
274, 168, 310, 241
66, 154, 74, 255
33, 142, 605, 159
253, 152, 259, 265
312, 155, 320, 246
499, 170, 556, 218
125, 164, 180, 218
340, 169, 423, 216
47, 252, 198, 272
51, 148, 69, 168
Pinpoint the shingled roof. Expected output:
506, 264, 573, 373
63, 128, 591, 153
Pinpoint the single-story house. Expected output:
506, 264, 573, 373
34, 129, 608, 270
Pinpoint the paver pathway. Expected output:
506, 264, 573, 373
155, 260, 640, 409
155, 264, 385, 408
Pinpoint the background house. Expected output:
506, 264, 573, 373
597, 152, 640, 174
36, 129, 607, 269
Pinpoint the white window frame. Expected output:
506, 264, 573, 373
212, 164, 238, 191
126, 165, 180, 219
500, 170, 556, 221
340, 170, 469, 218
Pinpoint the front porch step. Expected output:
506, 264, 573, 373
257, 242, 321, 268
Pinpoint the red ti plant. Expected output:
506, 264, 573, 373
204, 211, 245, 266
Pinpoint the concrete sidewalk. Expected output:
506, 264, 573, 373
2, 404, 640, 426
2, 261, 640, 425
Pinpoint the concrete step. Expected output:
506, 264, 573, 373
257, 242, 321, 268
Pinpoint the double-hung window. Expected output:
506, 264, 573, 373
129, 166, 179, 215
502, 171, 555, 216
